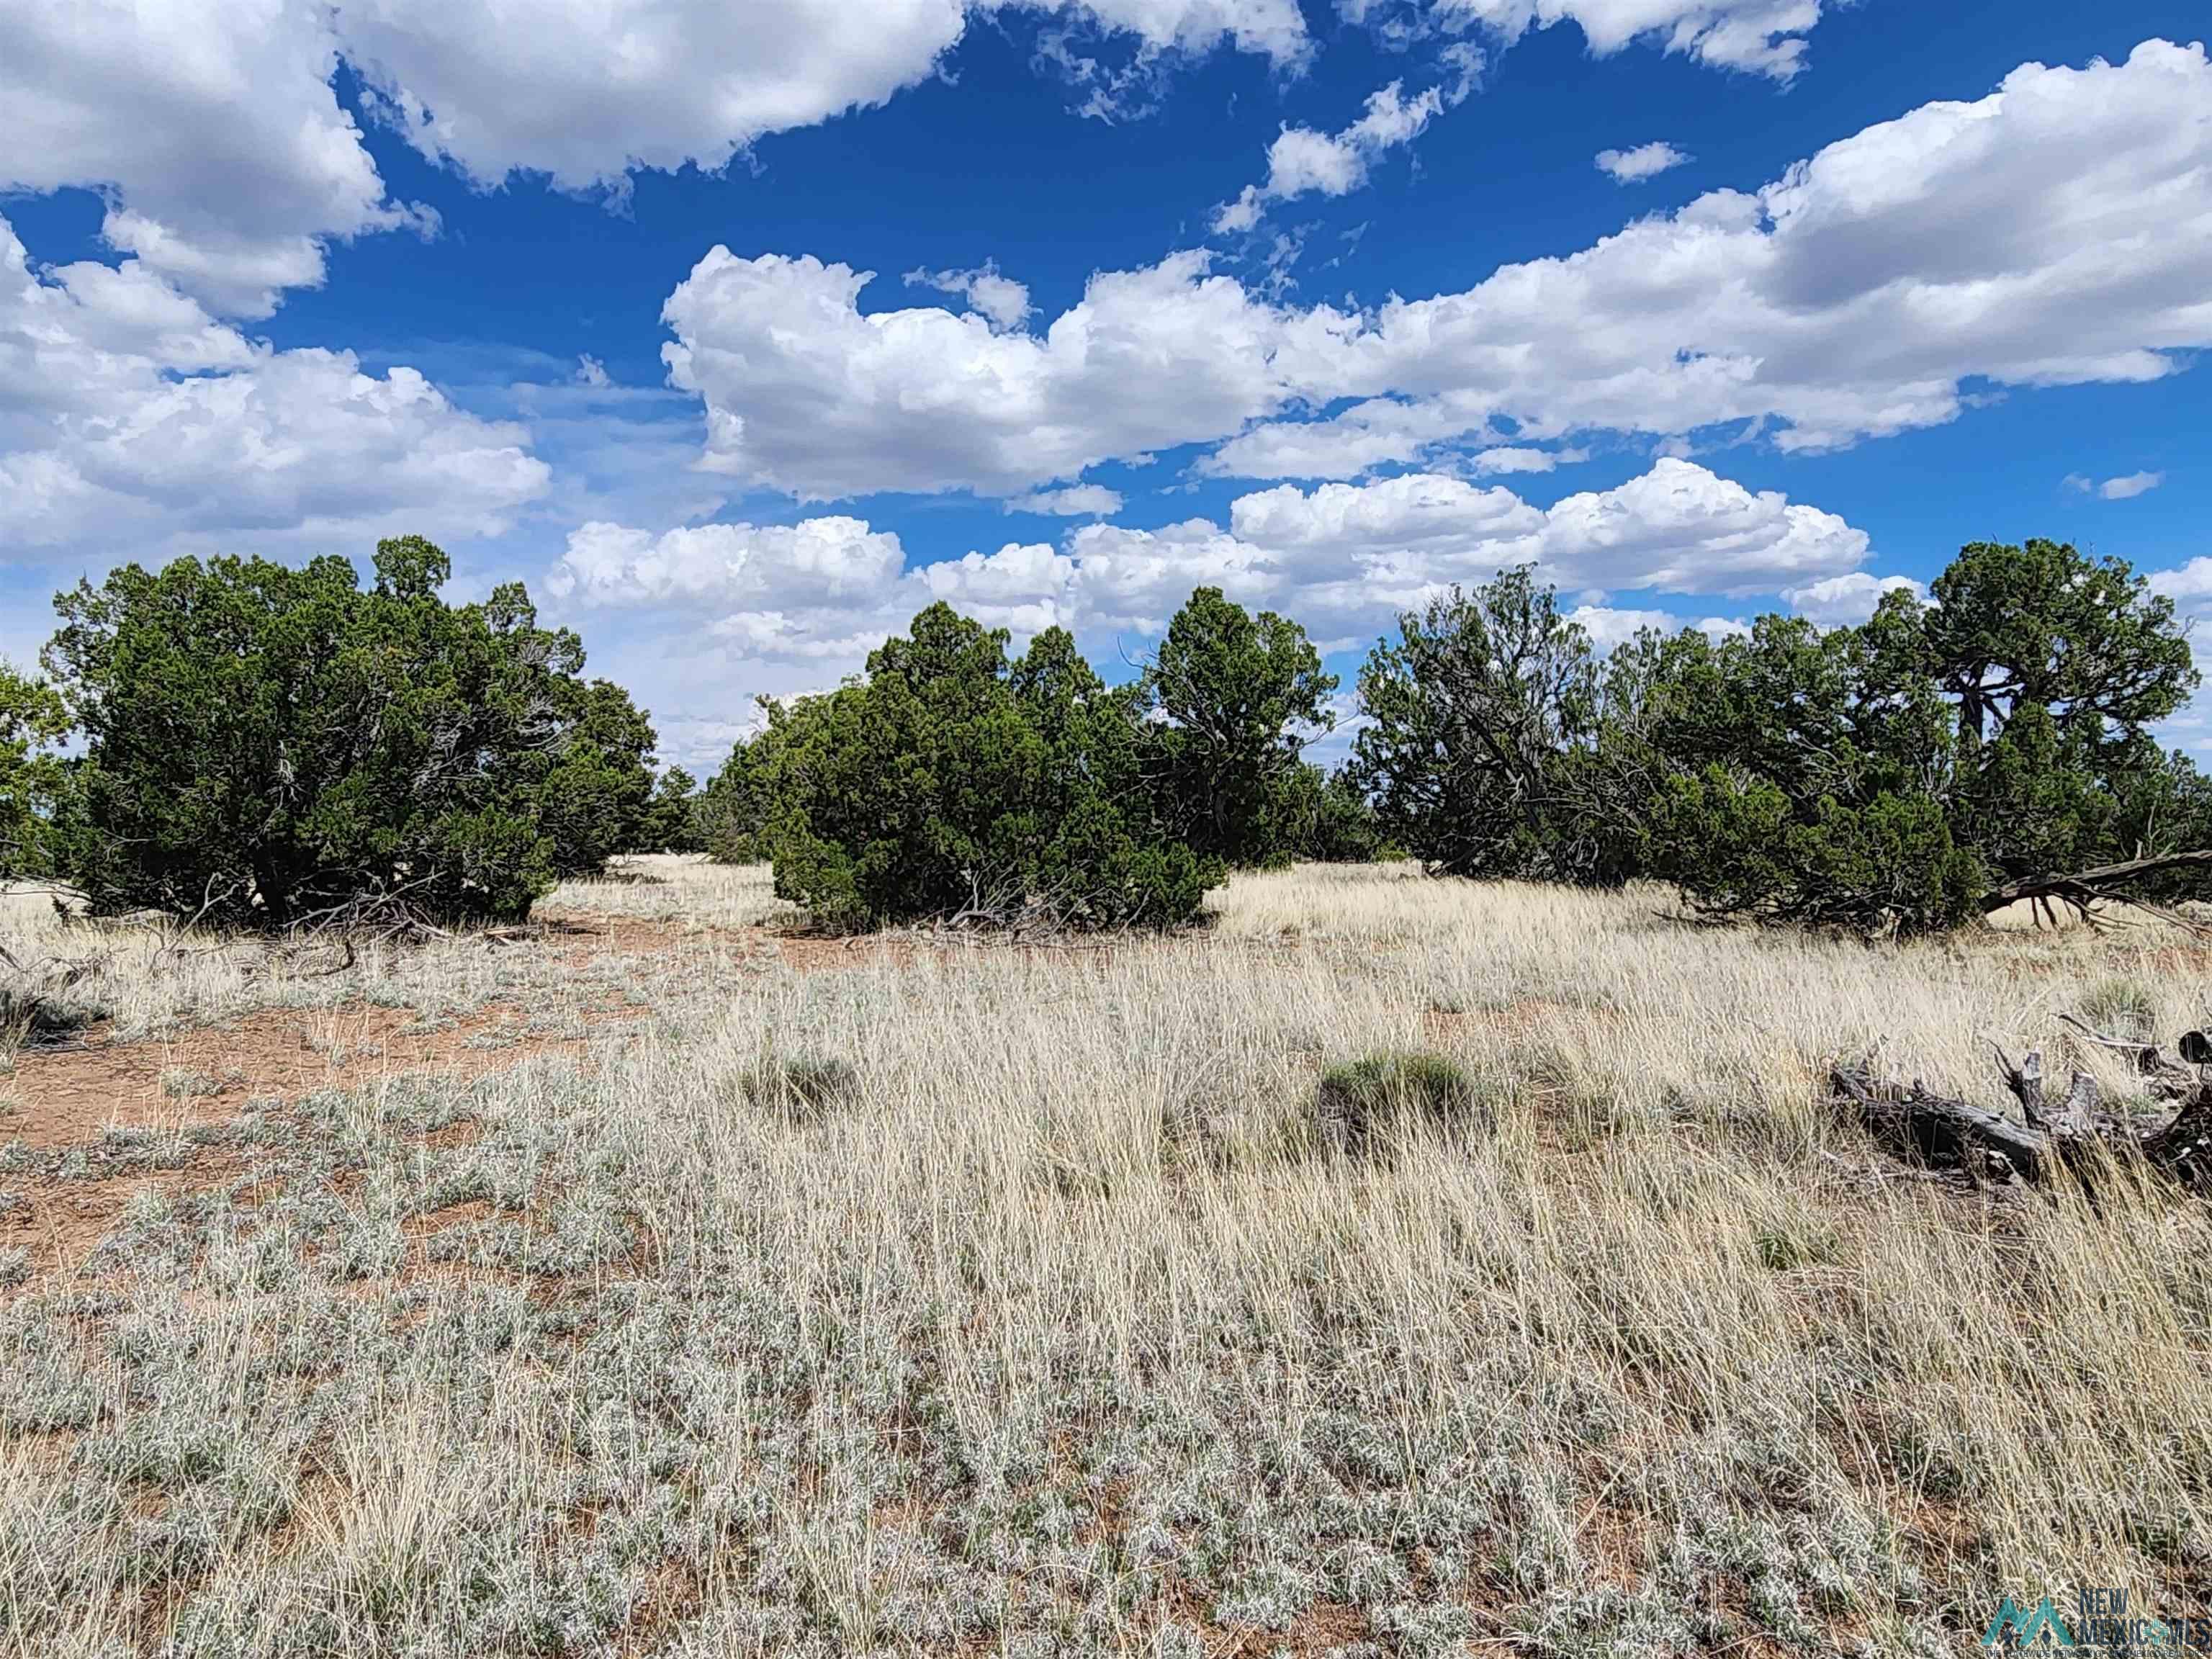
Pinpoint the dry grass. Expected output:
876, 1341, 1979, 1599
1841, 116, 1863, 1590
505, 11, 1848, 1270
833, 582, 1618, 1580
3, 860, 2211, 1655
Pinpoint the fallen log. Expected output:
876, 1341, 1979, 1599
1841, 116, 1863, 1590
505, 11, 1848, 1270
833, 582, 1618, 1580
1832, 1025, 2212, 1195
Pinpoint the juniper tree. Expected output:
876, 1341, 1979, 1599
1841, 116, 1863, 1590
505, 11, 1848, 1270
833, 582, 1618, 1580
1141, 587, 1336, 868
0, 660, 67, 886
41, 536, 656, 927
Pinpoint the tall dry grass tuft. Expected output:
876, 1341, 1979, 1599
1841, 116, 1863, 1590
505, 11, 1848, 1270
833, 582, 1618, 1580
2, 860, 2209, 1654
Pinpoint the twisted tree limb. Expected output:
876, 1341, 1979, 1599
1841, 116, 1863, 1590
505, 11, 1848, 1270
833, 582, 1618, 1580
1978, 850, 2212, 918
1832, 1025, 2212, 1195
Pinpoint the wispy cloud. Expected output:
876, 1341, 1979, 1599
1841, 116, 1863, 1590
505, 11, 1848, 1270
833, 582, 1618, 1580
2067, 469, 2165, 500
1595, 141, 1691, 183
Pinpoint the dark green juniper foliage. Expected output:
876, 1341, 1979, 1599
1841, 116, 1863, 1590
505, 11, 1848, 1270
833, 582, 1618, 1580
1925, 539, 2201, 897
1272, 763, 1395, 863
697, 727, 775, 865
19, 534, 2207, 942
40, 536, 660, 927
1608, 605, 1985, 932
1139, 586, 1338, 868
1350, 568, 1624, 884
721, 603, 1218, 930
1349, 543, 2208, 935
639, 766, 704, 855
0, 658, 68, 884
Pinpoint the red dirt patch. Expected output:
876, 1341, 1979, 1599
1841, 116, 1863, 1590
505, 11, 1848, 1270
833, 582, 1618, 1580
4, 997, 645, 1151
0, 991, 651, 1291
534, 911, 940, 976
1, 1151, 263, 1280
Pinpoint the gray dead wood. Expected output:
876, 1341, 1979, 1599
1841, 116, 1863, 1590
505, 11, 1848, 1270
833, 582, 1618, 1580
1831, 1025, 2212, 1195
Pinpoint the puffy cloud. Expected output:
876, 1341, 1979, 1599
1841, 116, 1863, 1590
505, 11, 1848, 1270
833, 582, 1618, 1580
0, 0, 415, 316
1568, 605, 1747, 650
1782, 571, 1925, 626
1197, 395, 1480, 481
1222, 40, 2212, 474
2151, 559, 2212, 605
342, 0, 967, 189
662, 248, 1354, 498
0, 0, 1299, 318
916, 541, 1082, 634
0, 216, 548, 554
344, 0, 1305, 189
1059, 518, 1281, 631
904, 263, 1035, 332
2068, 469, 2167, 500
681, 42, 2212, 495
1232, 458, 1869, 595
1006, 485, 1128, 516
1213, 79, 1460, 234
1595, 140, 1692, 182
555, 460, 1871, 688
547, 518, 905, 608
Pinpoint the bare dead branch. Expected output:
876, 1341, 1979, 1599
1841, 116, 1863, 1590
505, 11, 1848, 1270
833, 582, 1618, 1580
1833, 1027, 2212, 1196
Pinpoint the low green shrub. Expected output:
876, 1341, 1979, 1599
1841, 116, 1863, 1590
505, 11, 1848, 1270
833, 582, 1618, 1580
1316, 1050, 1482, 1154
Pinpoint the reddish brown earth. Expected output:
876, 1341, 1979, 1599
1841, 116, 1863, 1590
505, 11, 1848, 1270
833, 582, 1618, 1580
0, 916, 948, 1286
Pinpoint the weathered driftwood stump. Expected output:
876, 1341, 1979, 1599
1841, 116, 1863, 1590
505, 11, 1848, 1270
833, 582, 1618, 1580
1831, 1025, 2212, 1195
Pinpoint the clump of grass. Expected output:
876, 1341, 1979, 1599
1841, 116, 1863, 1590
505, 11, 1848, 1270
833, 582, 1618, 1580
2080, 976, 2160, 1045
739, 1053, 861, 1122
161, 1067, 225, 1100
1316, 1049, 1482, 1154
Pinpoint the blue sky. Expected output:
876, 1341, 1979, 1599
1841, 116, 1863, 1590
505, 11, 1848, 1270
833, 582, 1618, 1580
4, 0, 2209, 767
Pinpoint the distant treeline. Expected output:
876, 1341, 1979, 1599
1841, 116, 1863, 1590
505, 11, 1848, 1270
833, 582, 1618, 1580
3, 536, 2204, 938
695, 537, 2211, 936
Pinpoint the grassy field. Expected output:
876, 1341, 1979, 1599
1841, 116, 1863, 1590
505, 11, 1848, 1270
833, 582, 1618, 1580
1, 858, 2209, 1655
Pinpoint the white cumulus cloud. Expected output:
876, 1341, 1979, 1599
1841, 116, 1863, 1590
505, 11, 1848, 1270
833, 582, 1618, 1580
1007, 485, 1128, 516
1782, 571, 1926, 626
343, 0, 1305, 189
904, 263, 1035, 331
553, 460, 1871, 688
673, 41, 2212, 495
0, 0, 420, 317
0, 215, 548, 555
0, 0, 1303, 318
1231, 457, 1869, 596
1595, 140, 1692, 182
1217, 40, 2212, 475
547, 518, 907, 608
1568, 606, 1747, 651
662, 248, 1353, 499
